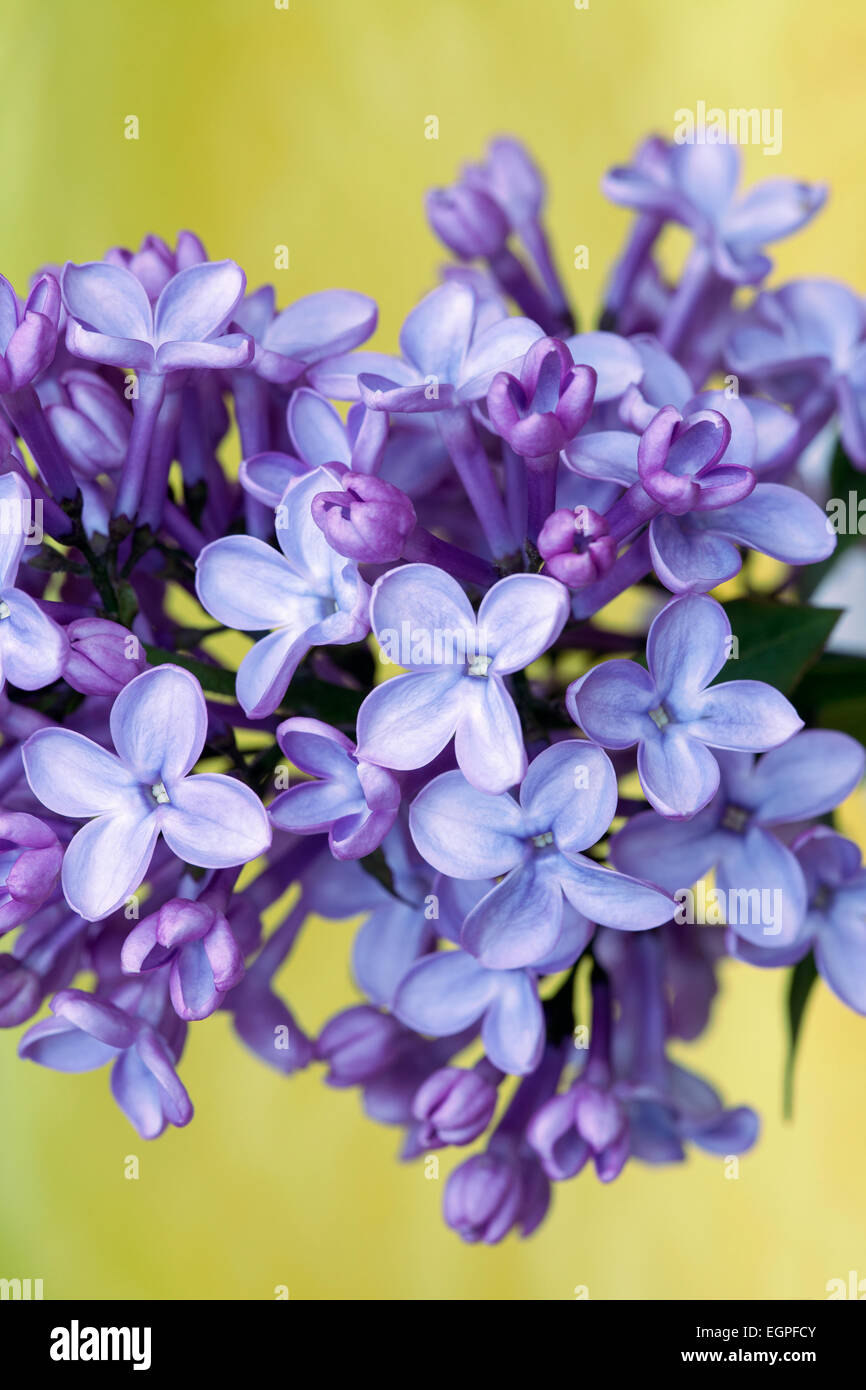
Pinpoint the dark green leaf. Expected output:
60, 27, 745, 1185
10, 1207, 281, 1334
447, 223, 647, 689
719, 599, 841, 693
144, 645, 238, 697
783, 953, 818, 1120
798, 443, 866, 600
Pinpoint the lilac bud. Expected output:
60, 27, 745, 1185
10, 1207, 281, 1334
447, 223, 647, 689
315, 1005, 404, 1086
537, 505, 616, 587
0, 811, 63, 935
311, 471, 416, 563
425, 186, 509, 260
121, 896, 245, 1022
487, 339, 596, 456
0, 272, 61, 392
47, 371, 132, 478
443, 1148, 549, 1243
413, 1065, 499, 1145
0, 957, 42, 1026
63, 618, 147, 697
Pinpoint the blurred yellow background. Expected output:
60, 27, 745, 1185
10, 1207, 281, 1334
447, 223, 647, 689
1, 0, 865, 1300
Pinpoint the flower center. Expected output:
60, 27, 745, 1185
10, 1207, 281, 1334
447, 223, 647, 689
721, 803, 749, 833
648, 704, 671, 729
0, 599, 10, 620
149, 782, 170, 805
467, 653, 491, 678
531, 831, 555, 850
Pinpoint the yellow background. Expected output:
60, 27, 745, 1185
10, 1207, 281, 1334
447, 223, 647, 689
1, 0, 865, 1300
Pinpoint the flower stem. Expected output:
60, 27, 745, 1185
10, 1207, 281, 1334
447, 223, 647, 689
3, 385, 77, 499
436, 406, 516, 560
114, 371, 167, 521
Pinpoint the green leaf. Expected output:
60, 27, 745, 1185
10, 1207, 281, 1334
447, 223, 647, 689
798, 442, 866, 600
783, 953, 818, 1120
791, 653, 866, 745
143, 645, 238, 697
719, 599, 841, 693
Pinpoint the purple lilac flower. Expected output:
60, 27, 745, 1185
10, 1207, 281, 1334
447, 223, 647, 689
233, 286, 377, 387
408, 741, 673, 968
195, 467, 371, 717
604, 140, 826, 286
269, 717, 400, 859
567, 594, 803, 819
0, 272, 61, 392
611, 731, 865, 944
22, 665, 271, 920
311, 470, 416, 563
62, 617, 147, 696
120, 888, 245, 1021
729, 828, 866, 1015
19, 978, 192, 1139
726, 279, 866, 468
0, 810, 63, 935
566, 398, 833, 598
357, 564, 568, 794
238, 386, 388, 507
412, 1061, 501, 1146
0, 471, 68, 692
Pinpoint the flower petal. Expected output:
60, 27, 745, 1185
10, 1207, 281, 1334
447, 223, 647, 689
520, 740, 618, 852
637, 728, 721, 819
689, 681, 803, 751
750, 730, 865, 825
394, 949, 496, 1035
369, 562, 475, 668
454, 675, 526, 793
647, 594, 729, 706
479, 574, 569, 673
62, 261, 153, 341
287, 387, 351, 466
195, 534, 319, 630
0, 590, 68, 689
154, 261, 245, 345
461, 859, 563, 968
159, 773, 271, 867
22, 728, 137, 817
110, 665, 207, 784
567, 660, 656, 749
481, 972, 544, 1075
559, 853, 674, 929
62, 809, 160, 921
357, 668, 465, 770
409, 769, 526, 879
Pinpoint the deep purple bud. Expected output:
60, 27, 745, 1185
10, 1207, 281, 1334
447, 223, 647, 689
121, 896, 245, 1022
443, 1148, 549, 1243
426, 186, 509, 260
637, 405, 753, 515
412, 1065, 499, 1145
63, 618, 147, 696
315, 1005, 404, 1086
311, 471, 416, 562
0, 956, 42, 1026
0, 811, 63, 935
46, 371, 132, 478
487, 339, 596, 456
0, 272, 61, 392
537, 505, 616, 587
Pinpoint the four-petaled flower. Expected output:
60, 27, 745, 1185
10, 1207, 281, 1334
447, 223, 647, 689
567, 594, 803, 819
195, 467, 371, 717
22, 665, 271, 920
357, 563, 570, 794
409, 741, 674, 969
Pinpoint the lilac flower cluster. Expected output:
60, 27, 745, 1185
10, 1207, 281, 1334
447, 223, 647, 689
1, 134, 863, 1242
